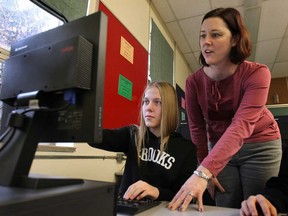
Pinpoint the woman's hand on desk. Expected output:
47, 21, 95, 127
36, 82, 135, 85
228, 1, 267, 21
123, 180, 159, 200
166, 174, 207, 212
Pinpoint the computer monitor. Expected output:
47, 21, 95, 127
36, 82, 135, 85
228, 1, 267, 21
0, 11, 108, 188
274, 115, 288, 140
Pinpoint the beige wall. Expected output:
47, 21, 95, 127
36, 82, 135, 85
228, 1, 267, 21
31, 144, 124, 182
175, 48, 191, 89
31, 0, 192, 183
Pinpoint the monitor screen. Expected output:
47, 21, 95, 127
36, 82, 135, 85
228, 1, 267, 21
0, 11, 108, 187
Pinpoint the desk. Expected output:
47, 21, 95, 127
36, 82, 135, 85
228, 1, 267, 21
0, 180, 116, 216
118, 202, 240, 216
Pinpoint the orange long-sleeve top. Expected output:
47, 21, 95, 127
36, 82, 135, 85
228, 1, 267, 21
185, 61, 280, 176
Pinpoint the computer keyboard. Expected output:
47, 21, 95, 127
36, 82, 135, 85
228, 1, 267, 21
116, 197, 161, 215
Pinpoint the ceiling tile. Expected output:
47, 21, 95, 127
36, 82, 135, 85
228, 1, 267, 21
211, 0, 244, 8
244, 6, 261, 44
285, 26, 288, 37
167, 0, 211, 19
258, 0, 288, 41
179, 15, 203, 51
276, 37, 288, 62
272, 62, 288, 78
184, 52, 201, 72
166, 21, 191, 53
247, 44, 257, 62
151, 0, 176, 22
266, 63, 273, 73
255, 39, 282, 64
152, 0, 288, 78
243, 0, 264, 7
193, 51, 201, 69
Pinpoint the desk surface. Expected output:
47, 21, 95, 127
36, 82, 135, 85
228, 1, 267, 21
118, 202, 240, 216
0, 180, 115, 216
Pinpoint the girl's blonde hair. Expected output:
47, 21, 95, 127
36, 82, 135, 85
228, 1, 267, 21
136, 81, 179, 157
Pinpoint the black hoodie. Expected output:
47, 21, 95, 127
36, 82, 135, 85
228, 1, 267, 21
89, 125, 197, 201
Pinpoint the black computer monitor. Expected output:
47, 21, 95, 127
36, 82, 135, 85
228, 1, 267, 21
0, 11, 108, 188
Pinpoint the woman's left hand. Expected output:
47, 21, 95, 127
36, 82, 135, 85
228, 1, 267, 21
166, 174, 208, 212
207, 177, 225, 199
123, 180, 159, 200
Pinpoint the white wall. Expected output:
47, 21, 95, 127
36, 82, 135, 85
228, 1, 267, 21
31, 144, 124, 182
31, 0, 192, 183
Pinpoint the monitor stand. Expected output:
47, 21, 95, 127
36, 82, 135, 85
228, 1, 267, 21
0, 108, 116, 216
0, 109, 83, 189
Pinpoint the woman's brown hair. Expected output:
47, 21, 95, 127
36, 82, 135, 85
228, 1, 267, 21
199, 7, 252, 67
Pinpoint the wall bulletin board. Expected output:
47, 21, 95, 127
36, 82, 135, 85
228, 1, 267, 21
99, 2, 148, 128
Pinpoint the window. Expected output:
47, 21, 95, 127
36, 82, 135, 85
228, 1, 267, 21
0, 47, 9, 128
0, 0, 90, 149
0, 0, 79, 148
0, 0, 64, 132
0, 0, 64, 51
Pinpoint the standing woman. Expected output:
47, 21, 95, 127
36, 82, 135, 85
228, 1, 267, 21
168, 7, 282, 211
89, 81, 197, 201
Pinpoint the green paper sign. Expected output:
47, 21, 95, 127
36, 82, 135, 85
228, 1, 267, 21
118, 74, 133, 101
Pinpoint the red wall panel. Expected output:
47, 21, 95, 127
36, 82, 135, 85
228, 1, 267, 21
99, 2, 148, 128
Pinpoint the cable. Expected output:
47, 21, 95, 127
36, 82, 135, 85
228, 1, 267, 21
0, 127, 12, 141
20, 103, 70, 115
0, 127, 16, 151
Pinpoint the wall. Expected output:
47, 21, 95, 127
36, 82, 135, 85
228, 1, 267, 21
31, 144, 125, 182
267, 77, 288, 105
267, 104, 288, 116
30, 0, 192, 183
100, 0, 192, 90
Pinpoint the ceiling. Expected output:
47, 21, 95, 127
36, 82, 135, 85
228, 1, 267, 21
151, 0, 288, 78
